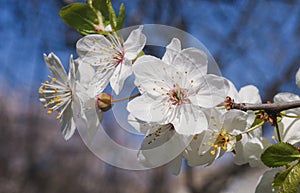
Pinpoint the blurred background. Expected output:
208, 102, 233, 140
1, 0, 300, 192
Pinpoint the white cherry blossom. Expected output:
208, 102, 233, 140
227, 83, 271, 167
76, 26, 146, 96
128, 39, 229, 135
186, 108, 248, 166
39, 53, 100, 140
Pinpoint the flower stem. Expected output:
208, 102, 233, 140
274, 121, 282, 143
242, 120, 266, 134
280, 113, 300, 119
112, 93, 141, 103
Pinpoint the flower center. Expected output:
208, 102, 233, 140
108, 34, 125, 66
167, 86, 188, 105
112, 48, 125, 66
209, 130, 235, 156
39, 75, 72, 120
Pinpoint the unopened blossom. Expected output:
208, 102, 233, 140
39, 53, 100, 140
128, 38, 229, 135
186, 109, 248, 166
76, 25, 146, 95
96, 93, 113, 112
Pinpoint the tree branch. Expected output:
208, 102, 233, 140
225, 97, 300, 113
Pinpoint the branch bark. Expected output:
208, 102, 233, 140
225, 97, 300, 113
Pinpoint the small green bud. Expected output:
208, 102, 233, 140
97, 93, 113, 112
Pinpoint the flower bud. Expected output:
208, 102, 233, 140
97, 93, 113, 112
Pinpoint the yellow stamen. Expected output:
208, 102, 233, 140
221, 130, 227, 136
210, 150, 216, 155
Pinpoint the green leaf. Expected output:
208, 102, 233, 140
273, 163, 300, 193
60, 3, 99, 35
251, 118, 264, 128
277, 112, 283, 123
116, 3, 125, 30
89, 0, 109, 18
261, 142, 300, 168
132, 51, 145, 63
107, 0, 117, 30
273, 167, 293, 188
236, 134, 242, 142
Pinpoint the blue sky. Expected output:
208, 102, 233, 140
1, 0, 299, 102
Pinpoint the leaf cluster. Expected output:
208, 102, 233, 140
59, 0, 125, 35
261, 143, 300, 193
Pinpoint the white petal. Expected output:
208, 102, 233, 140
239, 85, 262, 103
279, 116, 300, 144
247, 138, 271, 167
167, 154, 183, 175
173, 48, 208, 76
81, 98, 101, 143
255, 169, 281, 193
138, 126, 190, 169
148, 98, 171, 123
226, 79, 240, 102
223, 110, 248, 134
76, 34, 113, 67
133, 55, 173, 94
104, 24, 112, 32
124, 25, 146, 60
296, 67, 300, 88
274, 92, 300, 115
128, 114, 161, 134
186, 134, 221, 166
172, 104, 208, 135
110, 59, 132, 95
234, 136, 270, 167
69, 55, 76, 90
60, 104, 76, 140
274, 92, 300, 103
76, 58, 95, 88
88, 69, 113, 97
162, 38, 181, 65
189, 150, 216, 166
189, 74, 229, 108
43, 53, 68, 83
233, 141, 246, 165
127, 95, 164, 122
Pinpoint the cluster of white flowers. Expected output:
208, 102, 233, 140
39, 26, 300, 178
254, 68, 300, 192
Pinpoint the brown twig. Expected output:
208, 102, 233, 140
225, 96, 300, 113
